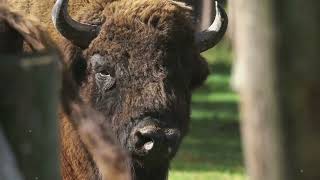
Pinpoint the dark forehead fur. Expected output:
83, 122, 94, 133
64, 0, 197, 73
84, 1, 196, 73
75, 0, 193, 21
67, 0, 197, 80
81, 0, 196, 79
76, 0, 195, 42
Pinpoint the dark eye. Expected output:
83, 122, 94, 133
95, 72, 116, 91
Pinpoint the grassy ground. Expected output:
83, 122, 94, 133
169, 42, 246, 180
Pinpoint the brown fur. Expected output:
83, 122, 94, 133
69, 103, 130, 180
0, 3, 53, 52
7, 0, 210, 179
7, 0, 192, 46
59, 102, 130, 180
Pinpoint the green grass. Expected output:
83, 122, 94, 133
169, 41, 246, 180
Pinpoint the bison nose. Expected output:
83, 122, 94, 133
131, 126, 164, 155
128, 123, 181, 160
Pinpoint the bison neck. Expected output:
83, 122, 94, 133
60, 115, 100, 180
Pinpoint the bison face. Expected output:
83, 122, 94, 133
82, 20, 201, 165
53, 0, 227, 179
75, 27, 200, 179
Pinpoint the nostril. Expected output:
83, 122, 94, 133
135, 131, 155, 151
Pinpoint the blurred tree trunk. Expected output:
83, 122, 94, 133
232, 0, 320, 180
0, 54, 61, 180
0, 19, 61, 179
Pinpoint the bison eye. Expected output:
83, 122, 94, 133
95, 72, 115, 91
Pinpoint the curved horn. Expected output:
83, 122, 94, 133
52, 0, 100, 49
195, 1, 228, 52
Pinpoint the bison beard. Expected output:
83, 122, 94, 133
6, 0, 228, 179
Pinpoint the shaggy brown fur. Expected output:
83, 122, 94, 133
0, 4, 52, 52
66, 103, 131, 180
7, 0, 192, 46
7, 0, 210, 180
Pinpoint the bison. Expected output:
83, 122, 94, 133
7, 0, 228, 179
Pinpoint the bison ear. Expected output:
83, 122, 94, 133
190, 56, 209, 90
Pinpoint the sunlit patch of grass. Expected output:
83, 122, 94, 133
191, 108, 238, 122
169, 41, 245, 180
170, 170, 245, 180
192, 93, 238, 104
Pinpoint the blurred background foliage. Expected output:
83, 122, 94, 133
169, 40, 245, 180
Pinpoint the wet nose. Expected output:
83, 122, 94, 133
128, 123, 181, 159
131, 126, 164, 155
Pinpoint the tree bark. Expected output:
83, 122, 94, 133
232, 0, 320, 180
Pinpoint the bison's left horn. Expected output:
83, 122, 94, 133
52, 0, 100, 49
195, 1, 228, 52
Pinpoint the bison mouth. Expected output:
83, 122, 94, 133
113, 116, 182, 180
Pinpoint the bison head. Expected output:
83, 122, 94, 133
52, 0, 227, 179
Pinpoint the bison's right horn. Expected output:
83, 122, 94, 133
52, 0, 100, 49
195, 1, 228, 52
